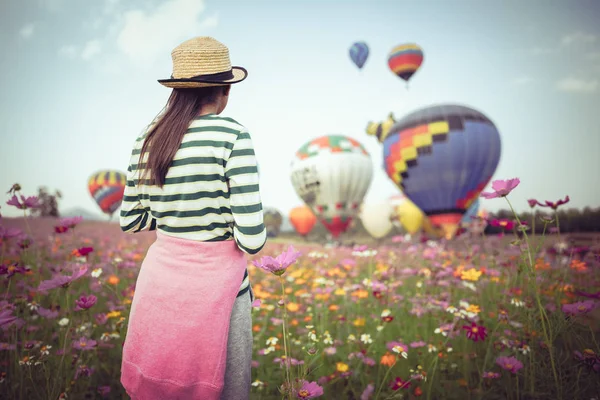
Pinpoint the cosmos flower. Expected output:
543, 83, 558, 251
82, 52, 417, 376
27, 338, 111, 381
6, 194, 40, 210
390, 377, 411, 390
38, 264, 89, 291
253, 245, 301, 276
527, 199, 538, 208
75, 295, 98, 311
496, 356, 523, 374
360, 384, 375, 400
73, 337, 97, 351
538, 196, 570, 210
480, 178, 520, 199
463, 322, 488, 342
296, 381, 324, 399
562, 300, 597, 316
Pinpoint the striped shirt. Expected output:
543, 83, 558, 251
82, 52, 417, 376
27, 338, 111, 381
119, 114, 267, 297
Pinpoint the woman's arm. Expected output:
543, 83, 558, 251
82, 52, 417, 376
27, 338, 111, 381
225, 130, 267, 254
119, 164, 157, 233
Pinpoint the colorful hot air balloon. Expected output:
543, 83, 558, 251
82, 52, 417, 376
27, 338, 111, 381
290, 135, 373, 238
461, 198, 481, 224
263, 207, 283, 238
87, 170, 127, 218
387, 43, 424, 86
383, 104, 501, 239
359, 200, 393, 239
349, 41, 369, 70
289, 205, 317, 237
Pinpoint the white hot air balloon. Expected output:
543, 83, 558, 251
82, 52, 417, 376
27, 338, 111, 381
290, 135, 373, 238
359, 200, 394, 239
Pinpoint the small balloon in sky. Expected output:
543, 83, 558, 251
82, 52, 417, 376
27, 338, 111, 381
387, 43, 424, 86
349, 41, 369, 70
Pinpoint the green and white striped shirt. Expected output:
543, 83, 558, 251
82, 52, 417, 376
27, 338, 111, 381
120, 114, 267, 297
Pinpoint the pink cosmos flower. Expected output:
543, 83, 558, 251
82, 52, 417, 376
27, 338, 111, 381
73, 337, 97, 351
360, 383, 375, 400
251, 298, 261, 308
539, 196, 570, 210
6, 194, 40, 209
252, 245, 301, 276
482, 371, 501, 379
562, 300, 597, 316
527, 199, 538, 208
0, 309, 18, 328
296, 380, 324, 399
75, 295, 98, 310
0, 226, 23, 240
481, 178, 520, 199
496, 356, 523, 374
59, 216, 84, 229
38, 264, 89, 291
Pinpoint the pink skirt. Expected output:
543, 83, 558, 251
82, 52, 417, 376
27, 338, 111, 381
121, 231, 248, 400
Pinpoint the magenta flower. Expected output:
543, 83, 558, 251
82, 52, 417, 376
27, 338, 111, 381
38, 264, 89, 291
463, 322, 488, 342
482, 371, 501, 379
0, 309, 18, 328
73, 337, 97, 351
296, 380, 324, 399
481, 178, 520, 199
496, 356, 523, 374
75, 295, 97, 310
360, 383, 375, 400
37, 307, 60, 319
59, 216, 83, 229
539, 196, 570, 210
252, 245, 301, 276
6, 194, 40, 209
251, 298, 261, 308
0, 225, 22, 240
562, 300, 597, 316
527, 199, 538, 208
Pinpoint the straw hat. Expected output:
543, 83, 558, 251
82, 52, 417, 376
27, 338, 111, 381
158, 37, 247, 88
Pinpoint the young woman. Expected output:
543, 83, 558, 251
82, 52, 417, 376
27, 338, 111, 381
119, 37, 267, 400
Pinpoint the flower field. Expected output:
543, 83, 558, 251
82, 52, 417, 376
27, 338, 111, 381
1, 204, 600, 399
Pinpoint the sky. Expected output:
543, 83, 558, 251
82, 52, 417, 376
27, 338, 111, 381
1, 0, 599, 220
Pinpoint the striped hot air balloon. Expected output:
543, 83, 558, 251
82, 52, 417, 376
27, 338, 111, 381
383, 104, 501, 239
387, 43, 424, 86
87, 170, 127, 218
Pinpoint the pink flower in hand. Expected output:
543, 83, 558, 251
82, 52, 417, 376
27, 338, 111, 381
252, 245, 301, 276
481, 178, 520, 199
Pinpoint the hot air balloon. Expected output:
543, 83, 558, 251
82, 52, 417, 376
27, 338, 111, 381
387, 43, 424, 86
290, 135, 373, 238
383, 104, 501, 239
87, 170, 127, 219
359, 201, 393, 239
289, 205, 318, 237
263, 207, 283, 238
461, 198, 481, 225
366, 113, 396, 143
349, 41, 369, 70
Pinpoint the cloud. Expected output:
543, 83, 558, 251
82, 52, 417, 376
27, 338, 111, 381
586, 51, 600, 60
556, 77, 598, 93
59, 45, 77, 58
561, 31, 597, 46
81, 40, 102, 60
512, 76, 533, 86
20, 24, 35, 39
115, 0, 217, 66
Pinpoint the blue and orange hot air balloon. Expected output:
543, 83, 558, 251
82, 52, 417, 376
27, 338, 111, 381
349, 41, 369, 70
387, 43, 424, 87
383, 104, 501, 239
87, 170, 127, 219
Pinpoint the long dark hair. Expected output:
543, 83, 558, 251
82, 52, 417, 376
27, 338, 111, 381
138, 87, 224, 187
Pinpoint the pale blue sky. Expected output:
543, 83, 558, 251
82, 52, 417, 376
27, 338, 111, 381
1, 0, 599, 219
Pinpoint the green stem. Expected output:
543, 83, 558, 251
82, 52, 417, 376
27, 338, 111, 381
504, 197, 561, 400
280, 278, 291, 399
374, 365, 395, 400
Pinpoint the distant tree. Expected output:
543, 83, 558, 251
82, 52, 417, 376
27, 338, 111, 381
30, 186, 62, 217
